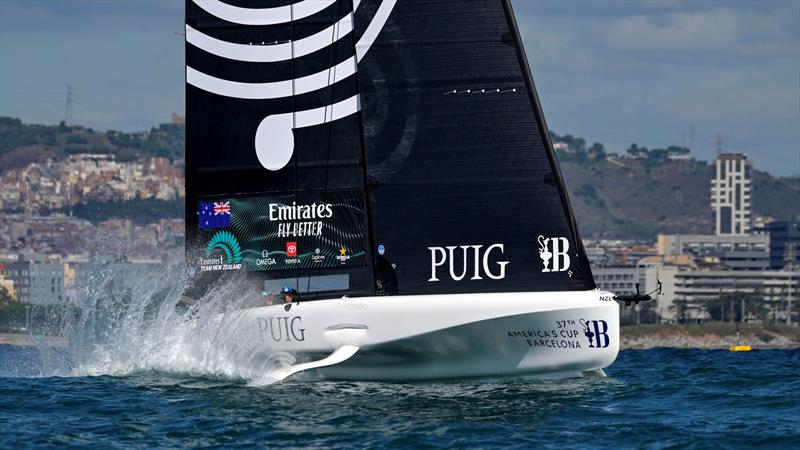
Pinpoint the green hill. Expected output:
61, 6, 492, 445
0, 116, 183, 171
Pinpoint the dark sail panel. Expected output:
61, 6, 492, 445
195, 192, 368, 271
185, 0, 375, 297
357, 0, 595, 294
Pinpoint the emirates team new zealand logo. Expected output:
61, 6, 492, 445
186, 0, 397, 171
200, 230, 243, 271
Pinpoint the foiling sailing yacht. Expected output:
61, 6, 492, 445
185, 0, 620, 380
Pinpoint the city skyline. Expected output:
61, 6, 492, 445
1, 0, 798, 176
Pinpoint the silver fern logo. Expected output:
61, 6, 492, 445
186, 0, 397, 171
204, 230, 243, 269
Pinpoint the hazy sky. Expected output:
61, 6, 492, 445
1, 0, 798, 176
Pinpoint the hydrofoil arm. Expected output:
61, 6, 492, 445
268, 345, 360, 382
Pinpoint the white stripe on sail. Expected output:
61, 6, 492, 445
186, 0, 396, 99
191, 0, 336, 26
355, 0, 395, 61
255, 95, 360, 171
186, 0, 395, 171
187, 57, 358, 99
186, 12, 354, 62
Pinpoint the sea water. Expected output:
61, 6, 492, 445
0, 264, 798, 448
1, 347, 798, 448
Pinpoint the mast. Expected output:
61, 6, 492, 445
349, 0, 380, 295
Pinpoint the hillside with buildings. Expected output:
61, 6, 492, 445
557, 149, 799, 239
589, 152, 799, 327
0, 117, 186, 217
0, 116, 184, 173
0, 119, 797, 332
550, 136, 798, 328
2, 117, 797, 238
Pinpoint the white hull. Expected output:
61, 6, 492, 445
223, 290, 619, 381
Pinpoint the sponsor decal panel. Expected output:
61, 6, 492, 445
195, 192, 367, 272
284, 241, 300, 265
506, 319, 612, 349
311, 247, 325, 263
538, 235, 571, 273
272, 203, 331, 238
427, 244, 508, 282
580, 319, 611, 348
256, 315, 306, 343
198, 201, 231, 229
200, 230, 243, 271
256, 250, 277, 267
336, 247, 352, 265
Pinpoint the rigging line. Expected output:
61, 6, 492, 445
323, 0, 346, 198
290, 2, 300, 291
349, 0, 377, 295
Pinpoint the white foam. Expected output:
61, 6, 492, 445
43, 261, 292, 384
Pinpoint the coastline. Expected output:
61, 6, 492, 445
620, 323, 799, 350
0, 333, 64, 348
2, 324, 798, 351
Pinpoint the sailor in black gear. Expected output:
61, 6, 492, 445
280, 287, 298, 304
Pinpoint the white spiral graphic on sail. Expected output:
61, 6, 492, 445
186, 57, 357, 100
185, 11, 355, 62
192, 0, 337, 26
186, 0, 395, 171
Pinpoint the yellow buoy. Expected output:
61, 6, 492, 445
729, 345, 752, 352
729, 330, 751, 352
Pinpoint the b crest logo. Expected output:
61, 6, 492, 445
538, 235, 571, 273
580, 319, 610, 348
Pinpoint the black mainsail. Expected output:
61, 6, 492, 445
185, 0, 594, 298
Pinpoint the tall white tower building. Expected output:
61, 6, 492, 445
711, 153, 752, 236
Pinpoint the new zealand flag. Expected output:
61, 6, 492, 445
198, 201, 231, 229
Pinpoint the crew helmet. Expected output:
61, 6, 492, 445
280, 286, 297, 297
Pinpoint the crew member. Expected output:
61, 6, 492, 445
280, 287, 298, 304
262, 291, 277, 306
375, 256, 398, 296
